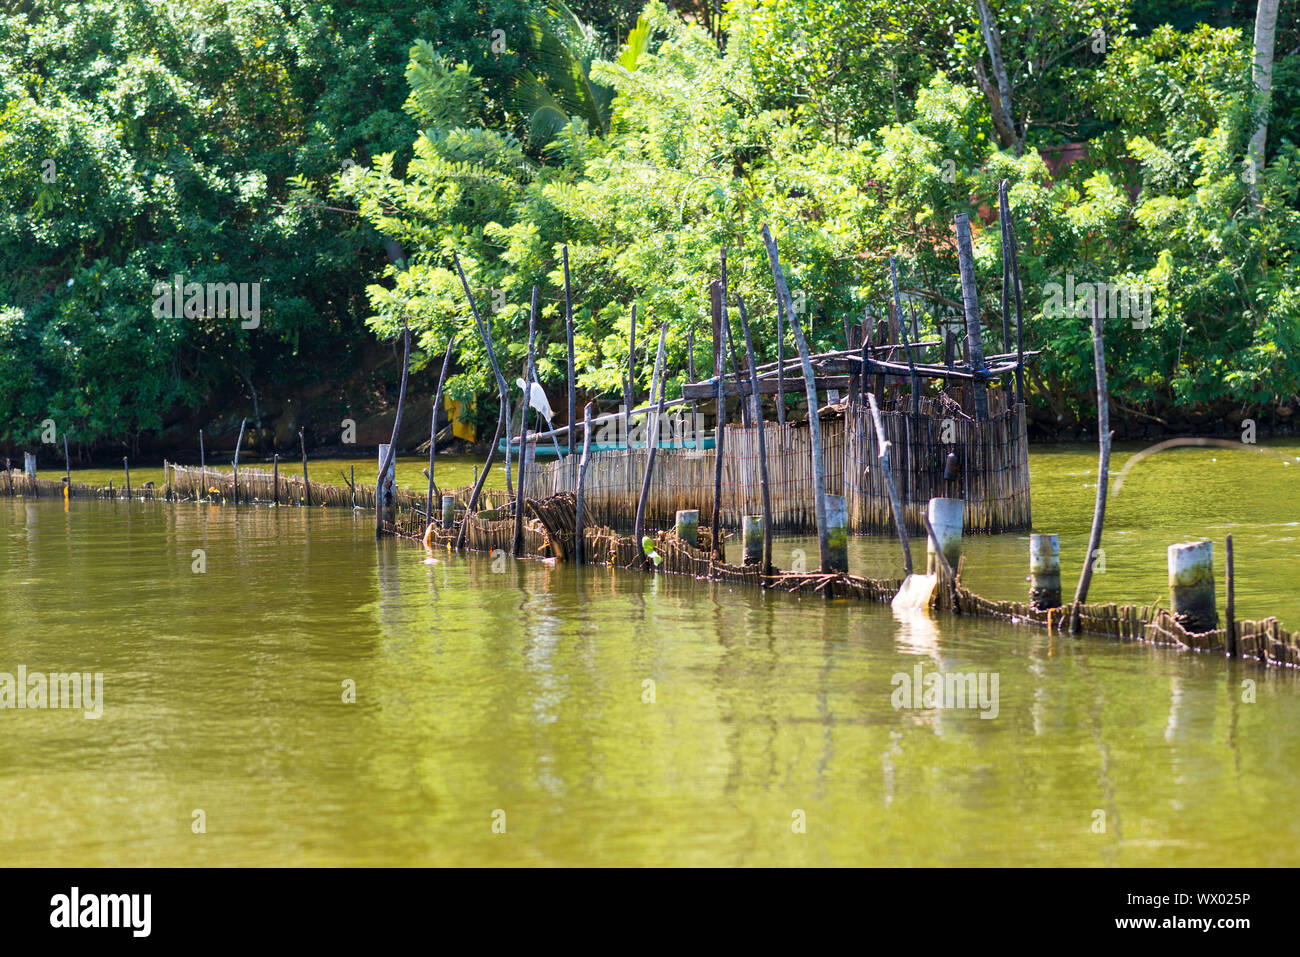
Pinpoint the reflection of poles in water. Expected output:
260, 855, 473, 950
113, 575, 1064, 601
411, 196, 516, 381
375, 535, 402, 627
1074, 653, 1121, 863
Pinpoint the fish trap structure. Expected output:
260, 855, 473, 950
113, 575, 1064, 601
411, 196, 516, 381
844, 389, 1031, 535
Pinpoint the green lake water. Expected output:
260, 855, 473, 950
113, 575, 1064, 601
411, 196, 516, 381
3, 440, 1300, 866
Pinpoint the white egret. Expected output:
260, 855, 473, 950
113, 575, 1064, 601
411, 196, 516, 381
516, 377, 563, 458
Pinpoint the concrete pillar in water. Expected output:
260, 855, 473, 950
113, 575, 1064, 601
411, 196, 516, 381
926, 497, 964, 574
441, 494, 456, 529
1029, 534, 1061, 609
825, 494, 848, 573
676, 509, 699, 546
1169, 540, 1216, 633
743, 515, 764, 565
24, 452, 36, 478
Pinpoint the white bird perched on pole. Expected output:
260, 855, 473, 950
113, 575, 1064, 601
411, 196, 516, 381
517, 377, 564, 458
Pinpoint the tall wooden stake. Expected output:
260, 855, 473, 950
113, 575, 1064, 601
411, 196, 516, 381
1225, 534, 1237, 659
1004, 186, 1027, 404
710, 287, 727, 563
427, 335, 456, 522
453, 251, 510, 529
625, 303, 637, 448
633, 322, 668, 559
299, 428, 310, 506
762, 224, 831, 572
954, 213, 990, 421
512, 287, 538, 554
563, 244, 576, 458
232, 417, 247, 504
376, 321, 411, 538
575, 403, 593, 565
737, 294, 773, 574
1069, 300, 1111, 634
62, 433, 70, 485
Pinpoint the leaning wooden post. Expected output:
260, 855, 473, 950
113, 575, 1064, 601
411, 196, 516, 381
512, 287, 539, 555
774, 259, 786, 427
1068, 300, 1111, 634
123, 456, 130, 498
299, 429, 310, 506
272, 453, 279, 505
427, 335, 456, 520
62, 433, 71, 485
954, 213, 990, 421
866, 392, 913, 575
563, 244, 576, 460
1225, 534, 1237, 658
736, 293, 773, 573
232, 417, 247, 504
1169, 540, 1217, 634
762, 224, 832, 573
1029, 534, 1062, 609
453, 255, 510, 545
675, 509, 699, 546
575, 403, 593, 565
633, 322, 669, 559
376, 321, 411, 536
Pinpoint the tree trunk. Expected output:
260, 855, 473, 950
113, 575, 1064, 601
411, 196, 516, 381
1249, 0, 1280, 206
974, 0, 1021, 155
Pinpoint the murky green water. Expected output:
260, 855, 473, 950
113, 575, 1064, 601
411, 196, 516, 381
3, 440, 1299, 866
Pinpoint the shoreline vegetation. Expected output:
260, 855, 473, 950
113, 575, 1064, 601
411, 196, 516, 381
4, 2, 1298, 458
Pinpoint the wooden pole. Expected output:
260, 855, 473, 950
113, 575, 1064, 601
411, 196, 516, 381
998, 180, 1013, 388
453, 251, 511, 502
123, 456, 130, 498
376, 321, 411, 537
62, 433, 70, 485
867, 392, 913, 575
299, 429, 310, 506
563, 244, 576, 458
762, 224, 831, 572
350, 465, 355, 509
736, 293, 773, 573
575, 403, 593, 565
634, 322, 669, 558
954, 213, 990, 420
427, 335, 456, 519
273, 453, 279, 504
625, 303, 636, 448
1069, 299, 1111, 634
710, 292, 727, 563
512, 287, 538, 554
775, 259, 786, 427
890, 257, 920, 417
719, 249, 753, 428
232, 417, 247, 504
199, 429, 205, 500
1226, 534, 1237, 658
686, 325, 699, 445
1003, 182, 1027, 404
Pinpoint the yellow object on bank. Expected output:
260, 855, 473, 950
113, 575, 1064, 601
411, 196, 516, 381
445, 394, 476, 442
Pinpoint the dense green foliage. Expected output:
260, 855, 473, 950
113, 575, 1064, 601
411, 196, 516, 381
3, 0, 1298, 452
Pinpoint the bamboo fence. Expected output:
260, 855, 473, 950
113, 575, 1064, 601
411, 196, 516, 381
522, 410, 846, 533
391, 489, 1300, 670
844, 390, 1031, 534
